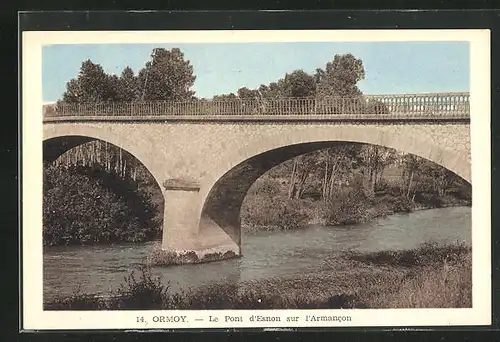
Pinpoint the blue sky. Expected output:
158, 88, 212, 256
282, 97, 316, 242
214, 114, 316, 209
42, 42, 469, 103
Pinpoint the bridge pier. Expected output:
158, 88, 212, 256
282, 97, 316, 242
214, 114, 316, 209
161, 179, 240, 263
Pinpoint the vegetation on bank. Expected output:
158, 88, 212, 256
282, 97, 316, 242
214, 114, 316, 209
241, 164, 471, 233
43, 164, 162, 246
44, 243, 471, 310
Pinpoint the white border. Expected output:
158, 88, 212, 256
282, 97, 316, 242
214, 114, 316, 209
22, 29, 491, 330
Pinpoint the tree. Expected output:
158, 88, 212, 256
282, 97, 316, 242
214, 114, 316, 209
281, 70, 316, 98
137, 48, 196, 101
316, 53, 365, 98
366, 100, 390, 115
237, 87, 260, 100
116, 66, 140, 102
261, 82, 284, 99
316, 143, 362, 200
359, 145, 397, 195
62, 59, 116, 103
400, 154, 425, 199
413, 160, 458, 197
213, 93, 237, 101
287, 154, 317, 199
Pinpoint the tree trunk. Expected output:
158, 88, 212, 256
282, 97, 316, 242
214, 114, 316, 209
328, 161, 338, 199
406, 170, 414, 198
372, 167, 378, 193
288, 159, 297, 199
378, 168, 385, 185
322, 160, 328, 200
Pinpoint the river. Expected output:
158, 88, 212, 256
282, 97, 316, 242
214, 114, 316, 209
43, 206, 471, 301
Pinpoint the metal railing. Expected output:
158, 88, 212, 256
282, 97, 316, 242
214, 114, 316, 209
43, 92, 470, 120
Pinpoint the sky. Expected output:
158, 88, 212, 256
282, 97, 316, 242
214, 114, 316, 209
42, 41, 469, 103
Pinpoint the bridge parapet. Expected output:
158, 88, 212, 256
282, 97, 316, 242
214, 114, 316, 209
43, 92, 470, 121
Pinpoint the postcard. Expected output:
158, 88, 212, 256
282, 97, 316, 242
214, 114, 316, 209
21, 28, 491, 330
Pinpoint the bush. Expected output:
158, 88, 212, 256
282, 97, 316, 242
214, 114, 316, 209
248, 177, 282, 197
374, 195, 413, 214
241, 194, 310, 231
43, 165, 161, 246
318, 187, 370, 226
369, 256, 472, 308
113, 266, 170, 310
447, 183, 472, 204
414, 192, 444, 208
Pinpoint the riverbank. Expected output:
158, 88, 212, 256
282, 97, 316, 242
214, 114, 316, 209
44, 243, 471, 310
241, 182, 471, 233
43, 162, 471, 246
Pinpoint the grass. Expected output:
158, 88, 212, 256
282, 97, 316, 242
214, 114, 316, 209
345, 242, 470, 267
45, 243, 472, 310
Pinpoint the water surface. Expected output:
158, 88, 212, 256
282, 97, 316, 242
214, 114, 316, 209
43, 206, 471, 301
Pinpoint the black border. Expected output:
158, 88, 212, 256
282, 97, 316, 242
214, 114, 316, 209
16, 9, 500, 341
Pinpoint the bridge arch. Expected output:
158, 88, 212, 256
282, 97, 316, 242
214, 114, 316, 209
43, 126, 165, 192
199, 124, 470, 246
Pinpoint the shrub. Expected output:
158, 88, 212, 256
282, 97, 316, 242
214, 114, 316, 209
241, 195, 310, 231
375, 195, 413, 213
248, 177, 282, 197
390, 195, 414, 213
113, 265, 170, 310
318, 187, 370, 226
43, 165, 161, 246
414, 192, 444, 208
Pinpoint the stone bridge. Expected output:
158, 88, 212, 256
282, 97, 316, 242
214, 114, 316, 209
42, 93, 471, 257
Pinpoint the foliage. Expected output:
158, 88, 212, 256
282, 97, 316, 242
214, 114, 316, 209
46, 285, 107, 310
315, 53, 365, 97
137, 48, 196, 101
400, 153, 470, 201
116, 66, 141, 101
241, 195, 310, 232
212, 53, 365, 104
316, 177, 371, 226
375, 194, 414, 213
60, 48, 196, 104
43, 165, 161, 246
62, 60, 116, 103
280, 70, 317, 98
113, 265, 170, 310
